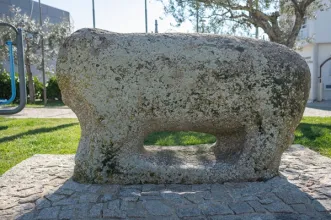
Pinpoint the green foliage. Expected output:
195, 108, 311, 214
46, 76, 61, 101
158, 0, 331, 47
0, 70, 19, 102
33, 76, 44, 100
0, 6, 71, 102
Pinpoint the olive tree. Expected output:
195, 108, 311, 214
158, 0, 331, 48
0, 6, 71, 103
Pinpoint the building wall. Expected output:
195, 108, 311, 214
296, 3, 331, 102
0, 0, 69, 24
296, 45, 314, 101
318, 44, 331, 100
0, 0, 70, 80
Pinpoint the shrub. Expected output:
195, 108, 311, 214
0, 70, 20, 103
33, 77, 44, 100
46, 76, 61, 100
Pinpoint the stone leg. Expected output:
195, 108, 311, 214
73, 122, 145, 183
211, 128, 246, 163
243, 120, 294, 178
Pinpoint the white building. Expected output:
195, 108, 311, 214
296, 7, 331, 102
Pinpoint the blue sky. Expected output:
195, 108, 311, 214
41, 0, 193, 33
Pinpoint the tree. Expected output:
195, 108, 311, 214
158, 0, 331, 48
0, 6, 71, 103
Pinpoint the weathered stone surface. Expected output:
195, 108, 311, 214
56, 28, 310, 184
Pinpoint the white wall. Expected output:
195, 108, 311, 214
318, 44, 331, 100
313, 8, 331, 43
296, 44, 315, 101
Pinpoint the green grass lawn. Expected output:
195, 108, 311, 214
0, 116, 330, 175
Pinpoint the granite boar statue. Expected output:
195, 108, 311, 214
56, 28, 310, 184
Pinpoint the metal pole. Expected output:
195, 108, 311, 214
39, 0, 47, 105
145, 0, 148, 33
92, 0, 96, 28
196, 3, 199, 33
155, 20, 158, 33
255, 0, 259, 39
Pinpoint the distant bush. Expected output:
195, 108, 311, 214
0, 70, 20, 103
46, 76, 61, 101
0, 71, 62, 103
33, 77, 44, 100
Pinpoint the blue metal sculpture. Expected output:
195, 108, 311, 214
0, 22, 26, 114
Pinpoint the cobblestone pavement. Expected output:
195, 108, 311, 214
0, 145, 330, 220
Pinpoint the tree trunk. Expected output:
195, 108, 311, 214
26, 61, 35, 104
24, 41, 35, 103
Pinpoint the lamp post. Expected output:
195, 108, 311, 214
145, 0, 148, 33
92, 0, 96, 28
38, 0, 47, 105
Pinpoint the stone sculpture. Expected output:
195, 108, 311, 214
56, 28, 310, 184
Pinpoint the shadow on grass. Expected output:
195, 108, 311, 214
0, 123, 79, 143
295, 122, 331, 142
144, 131, 216, 146
0, 126, 8, 131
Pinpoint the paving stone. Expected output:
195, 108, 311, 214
161, 191, 192, 205
35, 198, 51, 210
61, 180, 90, 192
121, 199, 141, 210
16, 211, 37, 220
142, 184, 166, 192
45, 194, 66, 203
291, 203, 321, 216
145, 215, 179, 220
37, 206, 60, 219
58, 207, 74, 220
103, 208, 126, 218
1, 146, 331, 219
55, 188, 75, 196
86, 185, 102, 193
143, 200, 173, 216
166, 184, 192, 192
107, 199, 121, 209
181, 216, 207, 220
183, 192, 206, 204
198, 201, 233, 216
176, 205, 201, 217
312, 199, 331, 212
192, 184, 211, 191
89, 203, 103, 218
100, 193, 113, 202
97, 184, 120, 194
247, 200, 268, 213
263, 202, 294, 213
210, 214, 276, 220
141, 191, 160, 196
52, 197, 78, 206
274, 190, 311, 204
126, 208, 147, 218
211, 190, 234, 203
79, 193, 99, 203
119, 188, 141, 197
229, 202, 255, 214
